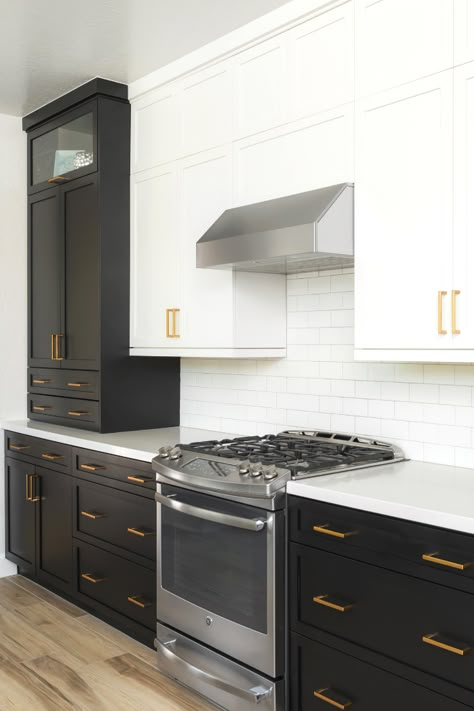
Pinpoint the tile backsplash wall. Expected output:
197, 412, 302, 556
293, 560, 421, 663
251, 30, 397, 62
181, 269, 474, 468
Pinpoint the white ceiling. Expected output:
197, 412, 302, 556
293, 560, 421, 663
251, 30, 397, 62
0, 0, 290, 117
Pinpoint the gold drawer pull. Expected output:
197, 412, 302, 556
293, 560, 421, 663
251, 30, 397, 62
10, 443, 30, 451
33, 405, 52, 412
313, 524, 356, 539
68, 410, 89, 417
80, 464, 105, 472
81, 573, 106, 584
32, 378, 51, 384
127, 475, 152, 484
438, 290, 447, 334
66, 382, 90, 387
422, 633, 471, 656
81, 511, 106, 520
452, 289, 461, 335
48, 175, 69, 183
314, 688, 352, 709
422, 552, 472, 571
127, 595, 151, 609
127, 527, 154, 537
41, 453, 63, 461
166, 308, 181, 338
313, 594, 353, 613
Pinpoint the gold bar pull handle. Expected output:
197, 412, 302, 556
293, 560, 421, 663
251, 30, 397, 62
438, 290, 447, 334
172, 308, 180, 338
452, 290, 461, 334
32, 405, 52, 412
32, 379, 51, 385
48, 175, 70, 184
25, 474, 31, 501
66, 382, 90, 388
10, 443, 30, 451
41, 453, 63, 461
313, 688, 352, 709
81, 573, 107, 584
422, 552, 472, 571
313, 594, 353, 613
55, 334, 64, 361
422, 633, 471, 656
313, 524, 357, 539
81, 511, 106, 520
127, 475, 153, 484
127, 527, 154, 537
29, 475, 40, 503
68, 411, 89, 417
80, 463, 105, 472
166, 308, 180, 338
51, 333, 55, 361
127, 595, 151, 609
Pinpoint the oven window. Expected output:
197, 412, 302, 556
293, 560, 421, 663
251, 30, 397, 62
161, 486, 268, 634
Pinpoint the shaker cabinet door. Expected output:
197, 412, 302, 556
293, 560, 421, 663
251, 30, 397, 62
5, 458, 36, 573
28, 190, 62, 368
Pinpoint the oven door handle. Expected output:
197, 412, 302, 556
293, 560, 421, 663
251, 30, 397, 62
155, 635, 272, 704
155, 492, 267, 532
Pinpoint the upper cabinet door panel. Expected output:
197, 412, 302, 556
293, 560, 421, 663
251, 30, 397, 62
180, 67, 232, 156
132, 89, 180, 173
234, 39, 287, 139
288, 2, 354, 120
178, 148, 233, 349
355, 0, 454, 98
234, 106, 354, 205
355, 73, 453, 350
454, 0, 474, 65
130, 166, 180, 348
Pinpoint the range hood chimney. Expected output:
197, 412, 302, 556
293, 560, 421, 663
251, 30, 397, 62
196, 183, 354, 274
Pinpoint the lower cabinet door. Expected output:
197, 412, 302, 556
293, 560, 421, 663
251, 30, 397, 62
5, 457, 36, 573
75, 541, 155, 630
291, 633, 471, 711
36, 466, 73, 593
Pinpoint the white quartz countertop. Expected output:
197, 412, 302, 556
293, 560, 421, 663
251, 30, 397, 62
287, 459, 474, 535
1, 420, 235, 462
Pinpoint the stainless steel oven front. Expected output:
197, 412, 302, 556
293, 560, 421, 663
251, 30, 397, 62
156, 481, 285, 679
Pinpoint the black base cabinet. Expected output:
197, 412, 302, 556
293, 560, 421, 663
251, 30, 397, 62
5, 432, 156, 648
288, 495, 474, 710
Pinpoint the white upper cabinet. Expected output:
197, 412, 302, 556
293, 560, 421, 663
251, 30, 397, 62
355, 0, 453, 98
454, 0, 474, 66
287, 1, 354, 120
354, 73, 453, 354
132, 89, 180, 173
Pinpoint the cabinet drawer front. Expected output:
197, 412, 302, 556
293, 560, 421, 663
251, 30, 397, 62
29, 368, 99, 399
289, 496, 474, 593
76, 541, 155, 630
6, 431, 70, 469
29, 394, 99, 427
291, 633, 469, 711
291, 544, 474, 692
75, 480, 156, 561
73, 448, 154, 491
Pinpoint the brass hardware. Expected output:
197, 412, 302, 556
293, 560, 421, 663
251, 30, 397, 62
313, 688, 352, 709
51, 333, 64, 361
422, 552, 472, 571
51, 333, 55, 360
81, 573, 106, 584
438, 290, 447, 334
127, 595, 151, 609
26, 474, 40, 503
313, 524, 356, 539
422, 633, 471, 656
55, 334, 64, 360
80, 463, 105, 472
166, 308, 180, 338
452, 290, 461, 334
127, 527, 154, 537
32, 379, 51, 384
66, 382, 90, 387
32, 405, 51, 412
25, 474, 30, 501
10, 443, 30, 451
313, 594, 353, 613
41, 453, 63, 461
68, 411, 89, 417
81, 511, 106, 520
127, 475, 151, 484
47, 175, 69, 183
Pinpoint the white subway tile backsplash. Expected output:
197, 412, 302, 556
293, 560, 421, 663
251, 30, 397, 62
181, 269, 474, 469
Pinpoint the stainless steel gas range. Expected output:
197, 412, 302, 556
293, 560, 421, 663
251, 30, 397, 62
152, 430, 404, 711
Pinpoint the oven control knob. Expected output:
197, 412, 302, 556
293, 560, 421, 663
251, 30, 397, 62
263, 465, 278, 480
249, 463, 263, 478
169, 447, 182, 460
158, 446, 171, 458
239, 460, 250, 475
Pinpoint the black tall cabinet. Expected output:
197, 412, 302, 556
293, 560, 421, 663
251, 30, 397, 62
24, 79, 180, 432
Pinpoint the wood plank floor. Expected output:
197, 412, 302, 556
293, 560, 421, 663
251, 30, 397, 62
0, 576, 216, 710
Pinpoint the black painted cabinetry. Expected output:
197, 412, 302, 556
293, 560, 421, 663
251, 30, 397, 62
24, 78, 180, 432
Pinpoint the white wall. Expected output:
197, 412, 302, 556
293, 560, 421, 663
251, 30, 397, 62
0, 113, 27, 576
182, 268, 474, 469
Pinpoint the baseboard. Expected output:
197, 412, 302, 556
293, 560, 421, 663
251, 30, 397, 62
0, 556, 17, 578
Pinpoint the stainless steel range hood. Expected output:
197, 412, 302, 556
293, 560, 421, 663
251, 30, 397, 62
196, 183, 353, 274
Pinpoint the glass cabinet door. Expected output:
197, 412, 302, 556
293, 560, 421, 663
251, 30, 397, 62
30, 108, 96, 190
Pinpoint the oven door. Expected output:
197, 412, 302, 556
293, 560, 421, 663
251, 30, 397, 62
156, 483, 284, 678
